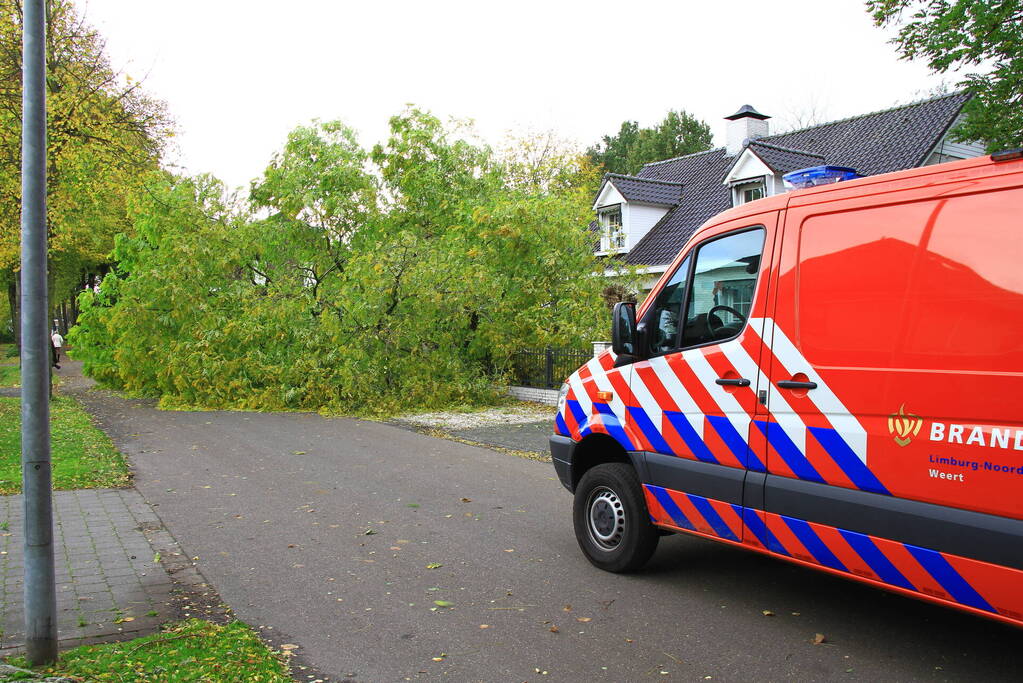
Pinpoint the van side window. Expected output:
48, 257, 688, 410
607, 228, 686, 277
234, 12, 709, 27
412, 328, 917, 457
680, 228, 765, 348
645, 255, 691, 356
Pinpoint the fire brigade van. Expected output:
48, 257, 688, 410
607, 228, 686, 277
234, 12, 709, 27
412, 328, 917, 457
550, 151, 1023, 626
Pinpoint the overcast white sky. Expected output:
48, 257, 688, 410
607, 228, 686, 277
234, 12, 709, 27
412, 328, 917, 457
81, 0, 949, 190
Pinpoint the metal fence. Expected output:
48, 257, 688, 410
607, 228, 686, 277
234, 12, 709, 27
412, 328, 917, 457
509, 347, 592, 389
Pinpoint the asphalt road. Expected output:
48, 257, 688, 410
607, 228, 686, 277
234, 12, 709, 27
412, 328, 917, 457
68, 374, 1020, 682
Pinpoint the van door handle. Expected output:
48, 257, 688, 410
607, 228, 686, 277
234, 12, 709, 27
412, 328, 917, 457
715, 378, 750, 387
777, 380, 817, 390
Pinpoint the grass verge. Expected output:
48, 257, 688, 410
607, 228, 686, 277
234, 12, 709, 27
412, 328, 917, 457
0, 363, 19, 387
0, 395, 130, 494
4, 619, 292, 682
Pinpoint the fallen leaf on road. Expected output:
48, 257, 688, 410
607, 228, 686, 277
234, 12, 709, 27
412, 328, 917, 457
563, 605, 571, 612
549, 626, 559, 633
460, 497, 472, 503
576, 617, 591, 623
813, 633, 827, 645
503, 549, 514, 552
479, 624, 490, 629
426, 563, 442, 569
762, 610, 775, 617
363, 529, 376, 535
434, 600, 454, 607
292, 451, 305, 455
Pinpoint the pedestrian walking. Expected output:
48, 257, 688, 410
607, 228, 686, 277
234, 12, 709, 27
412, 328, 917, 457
51, 330, 63, 367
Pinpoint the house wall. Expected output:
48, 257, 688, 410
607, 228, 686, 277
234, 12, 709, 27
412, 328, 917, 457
925, 114, 986, 164
625, 203, 669, 252
926, 137, 986, 164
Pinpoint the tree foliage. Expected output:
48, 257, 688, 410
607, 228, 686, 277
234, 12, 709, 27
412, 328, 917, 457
0, 0, 169, 339
587, 110, 713, 175
868, 0, 1023, 151
72, 112, 613, 415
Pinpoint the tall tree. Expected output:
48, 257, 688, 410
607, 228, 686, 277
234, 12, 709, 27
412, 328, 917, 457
586, 120, 640, 176
0, 0, 170, 342
868, 0, 1023, 151
72, 110, 612, 415
587, 110, 713, 175
497, 129, 603, 198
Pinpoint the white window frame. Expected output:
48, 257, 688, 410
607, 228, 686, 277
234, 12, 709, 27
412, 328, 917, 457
731, 178, 767, 206
598, 205, 625, 253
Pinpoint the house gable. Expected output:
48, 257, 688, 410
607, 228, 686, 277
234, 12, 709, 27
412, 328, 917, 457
593, 180, 625, 210
621, 92, 978, 275
722, 147, 773, 185
924, 114, 986, 165
592, 175, 683, 254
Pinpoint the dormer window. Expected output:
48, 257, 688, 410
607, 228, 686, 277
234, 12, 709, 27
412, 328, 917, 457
731, 179, 766, 206
599, 205, 624, 252
741, 184, 764, 203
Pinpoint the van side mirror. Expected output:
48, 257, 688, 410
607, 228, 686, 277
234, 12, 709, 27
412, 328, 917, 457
611, 302, 637, 356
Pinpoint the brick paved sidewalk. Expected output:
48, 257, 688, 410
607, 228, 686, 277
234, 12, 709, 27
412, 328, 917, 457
0, 488, 181, 655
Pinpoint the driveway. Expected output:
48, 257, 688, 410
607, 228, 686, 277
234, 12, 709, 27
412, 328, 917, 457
66, 366, 1019, 681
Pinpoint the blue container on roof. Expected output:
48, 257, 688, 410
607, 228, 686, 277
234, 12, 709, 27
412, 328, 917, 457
783, 165, 862, 189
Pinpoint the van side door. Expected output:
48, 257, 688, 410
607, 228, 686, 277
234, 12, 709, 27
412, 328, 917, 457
634, 215, 778, 544
757, 170, 1023, 620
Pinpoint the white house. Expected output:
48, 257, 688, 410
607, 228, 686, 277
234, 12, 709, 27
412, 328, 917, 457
592, 92, 986, 291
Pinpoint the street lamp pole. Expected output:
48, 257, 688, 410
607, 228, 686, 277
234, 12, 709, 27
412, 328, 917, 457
21, 0, 58, 665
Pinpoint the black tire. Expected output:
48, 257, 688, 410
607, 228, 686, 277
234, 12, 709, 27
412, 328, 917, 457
573, 463, 659, 573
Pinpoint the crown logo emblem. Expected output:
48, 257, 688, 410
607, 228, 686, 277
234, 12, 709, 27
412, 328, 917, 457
888, 404, 923, 447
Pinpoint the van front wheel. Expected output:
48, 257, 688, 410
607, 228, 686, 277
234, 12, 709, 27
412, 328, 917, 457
573, 463, 659, 573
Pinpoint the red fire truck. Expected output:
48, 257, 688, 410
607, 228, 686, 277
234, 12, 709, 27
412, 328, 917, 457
550, 151, 1023, 626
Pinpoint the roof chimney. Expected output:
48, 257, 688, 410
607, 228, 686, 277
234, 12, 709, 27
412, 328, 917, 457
725, 104, 770, 156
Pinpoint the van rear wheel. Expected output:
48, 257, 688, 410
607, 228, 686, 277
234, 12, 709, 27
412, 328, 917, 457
573, 463, 659, 573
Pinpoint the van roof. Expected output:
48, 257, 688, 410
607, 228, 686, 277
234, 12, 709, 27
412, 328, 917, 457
706, 154, 1003, 226
640, 154, 1018, 306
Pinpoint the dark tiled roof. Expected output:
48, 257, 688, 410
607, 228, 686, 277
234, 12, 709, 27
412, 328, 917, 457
624, 92, 970, 266
763, 91, 970, 176
626, 149, 735, 266
742, 141, 824, 174
601, 174, 684, 206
